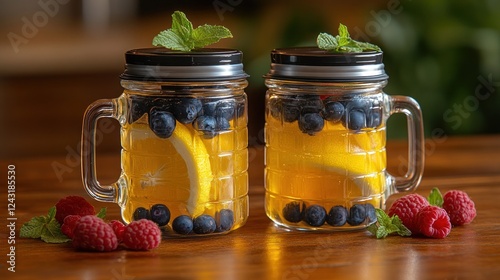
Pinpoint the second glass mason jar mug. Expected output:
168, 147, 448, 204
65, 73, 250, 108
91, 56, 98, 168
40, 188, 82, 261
82, 48, 249, 236
264, 48, 424, 231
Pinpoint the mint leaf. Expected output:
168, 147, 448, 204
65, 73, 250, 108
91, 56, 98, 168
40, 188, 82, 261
368, 209, 412, 239
153, 30, 193, 52
153, 10, 233, 51
428, 187, 444, 207
20, 216, 46, 239
96, 207, 107, 219
192, 25, 232, 48
317, 23, 381, 53
20, 206, 71, 243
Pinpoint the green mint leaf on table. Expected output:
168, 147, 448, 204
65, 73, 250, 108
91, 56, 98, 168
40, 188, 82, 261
20, 206, 71, 243
317, 23, 381, 53
152, 11, 233, 51
96, 207, 107, 219
367, 209, 412, 239
428, 187, 444, 207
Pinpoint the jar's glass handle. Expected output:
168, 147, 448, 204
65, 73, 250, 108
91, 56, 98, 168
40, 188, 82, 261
387, 95, 425, 194
81, 99, 119, 203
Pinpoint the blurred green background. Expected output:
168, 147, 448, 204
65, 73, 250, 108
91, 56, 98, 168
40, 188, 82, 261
1, 0, 499, 158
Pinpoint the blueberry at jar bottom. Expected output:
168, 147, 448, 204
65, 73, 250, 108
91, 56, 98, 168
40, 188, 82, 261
275, 201, 378, 230
132, 205, 237, 236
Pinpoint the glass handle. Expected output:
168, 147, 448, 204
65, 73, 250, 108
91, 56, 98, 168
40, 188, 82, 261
81, 99, 118, 203
388, 95, 425, 193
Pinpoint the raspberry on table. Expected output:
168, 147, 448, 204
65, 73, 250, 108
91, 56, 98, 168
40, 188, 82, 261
123, 219, 162, 250
72, 215, 118, 252
61, 215, 82, 239
388, 193, 429, 234
416, 205, 452, 239
443, 190, 476, 226
108, 220, 126, 243
55, 196, 95, 224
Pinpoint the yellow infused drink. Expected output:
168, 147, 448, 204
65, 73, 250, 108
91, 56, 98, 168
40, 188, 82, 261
121, 94, 248, 236
265, 93, 387, 230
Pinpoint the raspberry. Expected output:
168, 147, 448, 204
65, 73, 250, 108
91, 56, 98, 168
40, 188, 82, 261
388, 193, 429, 234
55, 196, 95, 224
61, 215, 81, 239
123, 219, 162, 250
72, 215, 118, 252
416, 205, 451, 239
109, 220, 126, 242
443, 190, 476, 226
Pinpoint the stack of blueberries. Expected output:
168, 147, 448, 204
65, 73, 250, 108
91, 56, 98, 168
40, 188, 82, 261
129, 95, 244, 138
269, 95, 383, 135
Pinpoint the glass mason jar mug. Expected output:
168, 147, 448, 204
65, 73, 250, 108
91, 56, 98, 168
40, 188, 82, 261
82, 48, 249, 236
264, 48, 424, 231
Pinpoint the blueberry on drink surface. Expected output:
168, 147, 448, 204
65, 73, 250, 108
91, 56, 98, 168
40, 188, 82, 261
304, 205, 327, 227
347, 204, 367, 226
194, 115, 217, 137
326, 205, 348, 226
133, 207, 150, 221
323, 101, 345, 122
172, 215, 194, 235
202, 101, 217, 117
215, 100, 236, 121
215, 209, 234, 232
298, 112, 324, 135
282, 99, 301, 123
193, 215, 217, 234
172, 98, 202, 124
149, 204, 171, 227
300, 96, 323, 114
216, 116, 231, 131
129, 97, 151, 124
149, 108, 176, 138
346, 109, 366, 131
367, 109, 382, 128
282, 201, 304, 223
268, 98, 282, 119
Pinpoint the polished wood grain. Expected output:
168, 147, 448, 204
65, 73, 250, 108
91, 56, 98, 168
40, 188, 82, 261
2, 135, 500, 279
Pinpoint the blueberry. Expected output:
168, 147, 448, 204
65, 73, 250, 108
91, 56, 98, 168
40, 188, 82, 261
282, 201, 304, 223
236, 100, 246, 118
346, 109, 366, 131
129, 96, 151, 124
149, 204, 171, 227
133, 207, 150, 221
364, 204, 377, 224
216, 116, 230, 131
282, 99, 300, 123
367, 109, 382, 128
347, 204, 367, 226
149, 108, 176, 138
171, 98, 202, 124
326, 205, 348, 226
215, 209, 234, 232
268, 98, 282, 119
202, 101, 217, 117
194, 115, 217, 138
300, 96, 323, 114
298, 112, 324, 135
303, 205, 327, 227
323, 101, 345, 122
215, 100, 236, 120
172, 215, 193, 235
193, 214, 217, 234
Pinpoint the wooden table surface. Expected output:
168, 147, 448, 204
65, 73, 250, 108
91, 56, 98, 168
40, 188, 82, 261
2, 134, 500, 279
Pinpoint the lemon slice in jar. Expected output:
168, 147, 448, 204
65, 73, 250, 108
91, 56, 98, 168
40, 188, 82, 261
169, 122, 213, 217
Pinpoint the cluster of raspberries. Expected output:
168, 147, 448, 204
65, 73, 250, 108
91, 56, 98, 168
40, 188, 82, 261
56, 196, 161, 251
388, 190, 476, 239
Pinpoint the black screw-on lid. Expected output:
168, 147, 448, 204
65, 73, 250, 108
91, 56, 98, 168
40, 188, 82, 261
120, 48, 248, 81
265, 47, 388, 82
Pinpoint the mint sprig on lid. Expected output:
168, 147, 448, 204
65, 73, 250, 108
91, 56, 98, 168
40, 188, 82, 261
152, 11, 233, 51
317, 23, 381, 53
